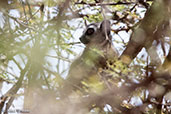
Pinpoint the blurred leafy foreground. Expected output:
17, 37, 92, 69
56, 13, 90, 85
0, 0, 171, 114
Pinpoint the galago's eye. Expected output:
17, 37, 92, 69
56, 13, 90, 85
85, 28, 95, 36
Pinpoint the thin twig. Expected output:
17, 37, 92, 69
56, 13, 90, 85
75, 1, 135, 6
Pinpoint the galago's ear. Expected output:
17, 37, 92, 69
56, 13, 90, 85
100, 20, 111, 36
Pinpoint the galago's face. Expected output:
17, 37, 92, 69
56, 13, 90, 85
79, 20, 111, 45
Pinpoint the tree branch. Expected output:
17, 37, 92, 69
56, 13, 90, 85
75, 1, 135, 6
120, 0, 171, 64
